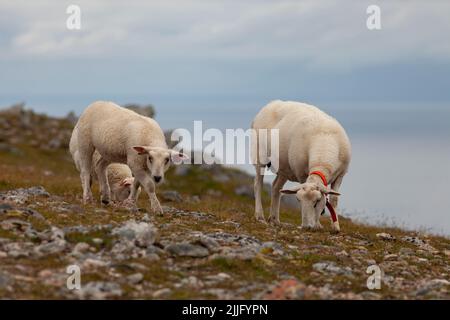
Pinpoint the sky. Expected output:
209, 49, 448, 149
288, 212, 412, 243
0, 0, 450, 115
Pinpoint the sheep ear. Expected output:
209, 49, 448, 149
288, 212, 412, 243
120, 178, 133, 187
280, 188, 299, 195
133, 146, 148, 155
326, 189, 341, 196
170, 150, 189, 164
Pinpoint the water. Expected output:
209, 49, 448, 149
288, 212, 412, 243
1, 97, 449, 235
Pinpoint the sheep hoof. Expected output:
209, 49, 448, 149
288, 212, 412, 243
268, 216, 281, 226
331, 221, 341, 233
255, 216, 267, 224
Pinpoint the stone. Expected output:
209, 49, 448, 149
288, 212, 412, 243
204, 273, 231, 283
376, 233, 396, 241
260, 242, 284, 255
234, 185, 254, 198
127, 273, 144, 284
76, 281, 122, 300
152, 288, 172, 299
384, 254, 398, 261
313, 261, 353, 276
112, 220, 158, 248
165, 242, 210, 258
161, 190, 183, 203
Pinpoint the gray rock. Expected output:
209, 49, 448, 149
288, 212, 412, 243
0, 186, 50, 204
165, 242, 210, 258
161, 190, 183, 203
174, 165, 191, 176
261, 242, 284, 255
76, 281, 123, 300
112, 220, 158, 248
152, 288, 171, 299
0, 271, 12, 289
127, 273, 144, 284
313, 261, 353, 276
234, 185, 254, 198
376, 233, 396, 241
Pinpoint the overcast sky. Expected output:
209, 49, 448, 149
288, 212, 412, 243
1, 0, 450, 114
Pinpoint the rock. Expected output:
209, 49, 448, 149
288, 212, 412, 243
193, 236, 221, 252
82, 258, 108, 269
112, 220, 158, 248
161, 191, 183, 203
165, 242, 210, 258
178, 276, 203, 289
0, 186, 49, 204
415, 279, 450, 296
234, 185, 254, 198
174, 165, 191, 176
72, 242, 91, 257
76, 281, 123, 300
401, 236, 438, 253
376, 233, 396, 241
384, 254, 398, 261
152, 288, 171, 299
260, 242, 284, 255
0, 219, 31, 232
127, 273, 144, 284
92, 238, 104, 245
204, 273, 231, 283
312, 261, 353, 276
263, 279, 310, 300
0, 203, 13, 213
0, 271, 12, 289
34, 239, 66, 256
212, 173, 230, 183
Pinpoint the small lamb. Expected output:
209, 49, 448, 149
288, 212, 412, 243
70, 101, 188, 214
251, 100, 351, 232
70, 128, 139, 202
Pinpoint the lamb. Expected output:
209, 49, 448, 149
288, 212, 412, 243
70, 101, 188, 214
70, 126, 139, 202
251, 100, 351, 232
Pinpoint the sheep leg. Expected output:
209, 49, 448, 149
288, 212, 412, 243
254, 164, 265, 222
94, 157, 111, 205
129, 178, 141, 202
122, 178, 141, 211
133, 169, 163, 216
78, 145, 94, 204
268, 174, 287, 225
329, 174, 344, 232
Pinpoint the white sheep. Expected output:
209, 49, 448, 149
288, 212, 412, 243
70, 101, 188, 214
70, 127, 140, 202
251, 100, 351, 232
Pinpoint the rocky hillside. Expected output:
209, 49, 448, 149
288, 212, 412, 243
0, 105, 449, 300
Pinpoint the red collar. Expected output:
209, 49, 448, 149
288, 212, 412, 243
309, 170, 338, 223
309, 170, 328, 186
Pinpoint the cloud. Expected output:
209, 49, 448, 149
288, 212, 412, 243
1, 0, 449, 70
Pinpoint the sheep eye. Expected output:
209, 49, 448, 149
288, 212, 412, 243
314, 200, 319, 208
148, 156, 153, 163
165, 158, 170, 164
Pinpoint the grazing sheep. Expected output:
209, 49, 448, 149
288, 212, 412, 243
251, 100, 351, 232
71, 101, 188, 214
70, 127, 139, 202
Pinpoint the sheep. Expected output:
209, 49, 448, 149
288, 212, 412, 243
69, 126, 139, 202
70, 101, 188, 214
251, 100, 351, 232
